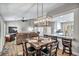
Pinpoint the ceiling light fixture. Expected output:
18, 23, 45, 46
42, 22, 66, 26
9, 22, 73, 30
34, 3, 52, 26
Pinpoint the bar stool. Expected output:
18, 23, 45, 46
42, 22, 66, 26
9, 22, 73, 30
62, 38, 72, 56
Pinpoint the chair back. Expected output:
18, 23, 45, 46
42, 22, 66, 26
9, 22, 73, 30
62, 38, 72, 47
50, 41, 59, 56
44, 35, 57, 42
51, 36, 58, 42
44, 35, 49, 38
62, 38, 72, 55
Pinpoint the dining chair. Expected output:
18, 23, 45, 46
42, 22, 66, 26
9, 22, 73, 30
25, 42, 37, 56
62, 38, 72, 56
44, 34, 49, 38
51, 36, 58, 42
44, 35, 58, 42
49, 36, 59, 49
41, 41, 59, 56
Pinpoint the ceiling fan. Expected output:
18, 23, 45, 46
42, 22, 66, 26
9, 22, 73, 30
19, 17, 34, 22
20, 17, 29, 22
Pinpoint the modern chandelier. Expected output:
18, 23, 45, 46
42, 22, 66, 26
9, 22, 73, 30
34, 3, 52, 26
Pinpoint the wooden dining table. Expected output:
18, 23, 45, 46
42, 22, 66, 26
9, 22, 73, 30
25, 37, 54, 56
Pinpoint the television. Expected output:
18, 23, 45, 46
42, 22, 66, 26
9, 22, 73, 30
8, 27, 17, 33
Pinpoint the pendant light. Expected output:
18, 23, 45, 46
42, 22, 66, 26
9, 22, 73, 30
34, 3, 52, 25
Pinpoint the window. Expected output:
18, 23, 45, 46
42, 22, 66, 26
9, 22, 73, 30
53, 12, 74, 36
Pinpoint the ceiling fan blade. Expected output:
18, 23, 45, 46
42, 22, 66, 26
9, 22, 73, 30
17, 17, 32, 22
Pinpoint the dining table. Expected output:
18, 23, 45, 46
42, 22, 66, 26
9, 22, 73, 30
24, 37, 54, 56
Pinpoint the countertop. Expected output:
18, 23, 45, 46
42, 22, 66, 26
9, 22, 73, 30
45, 34, 74, 39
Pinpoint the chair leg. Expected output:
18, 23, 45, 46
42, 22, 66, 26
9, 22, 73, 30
69, 48, 72, 56
24, 43, 28, 56
55, 48, 58, 56
55, 52, 57, 56
62, 47, 65, 54
22, 44, 26, 56
32, 53, 35, 56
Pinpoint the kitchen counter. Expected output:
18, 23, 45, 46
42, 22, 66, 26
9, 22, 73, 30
44, 34, 74, 40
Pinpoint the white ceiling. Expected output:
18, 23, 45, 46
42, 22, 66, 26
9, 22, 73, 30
0, 3, 64, 21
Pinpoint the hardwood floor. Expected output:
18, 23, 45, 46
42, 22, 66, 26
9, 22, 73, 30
1, 41, 73, 56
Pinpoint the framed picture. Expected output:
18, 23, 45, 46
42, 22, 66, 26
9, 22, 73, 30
8, 27, 17, 33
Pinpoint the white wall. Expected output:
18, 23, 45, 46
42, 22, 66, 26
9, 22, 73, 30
6, 20, 34, 34
72, 8, 79, 55
6, 20, 53, 36
0, 22, 1, 39
0, 18, 6, 52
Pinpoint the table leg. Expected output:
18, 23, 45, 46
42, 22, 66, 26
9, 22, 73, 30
36, 48, 41, 56
22, 43, 26, 56
25, 42, 28, 56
